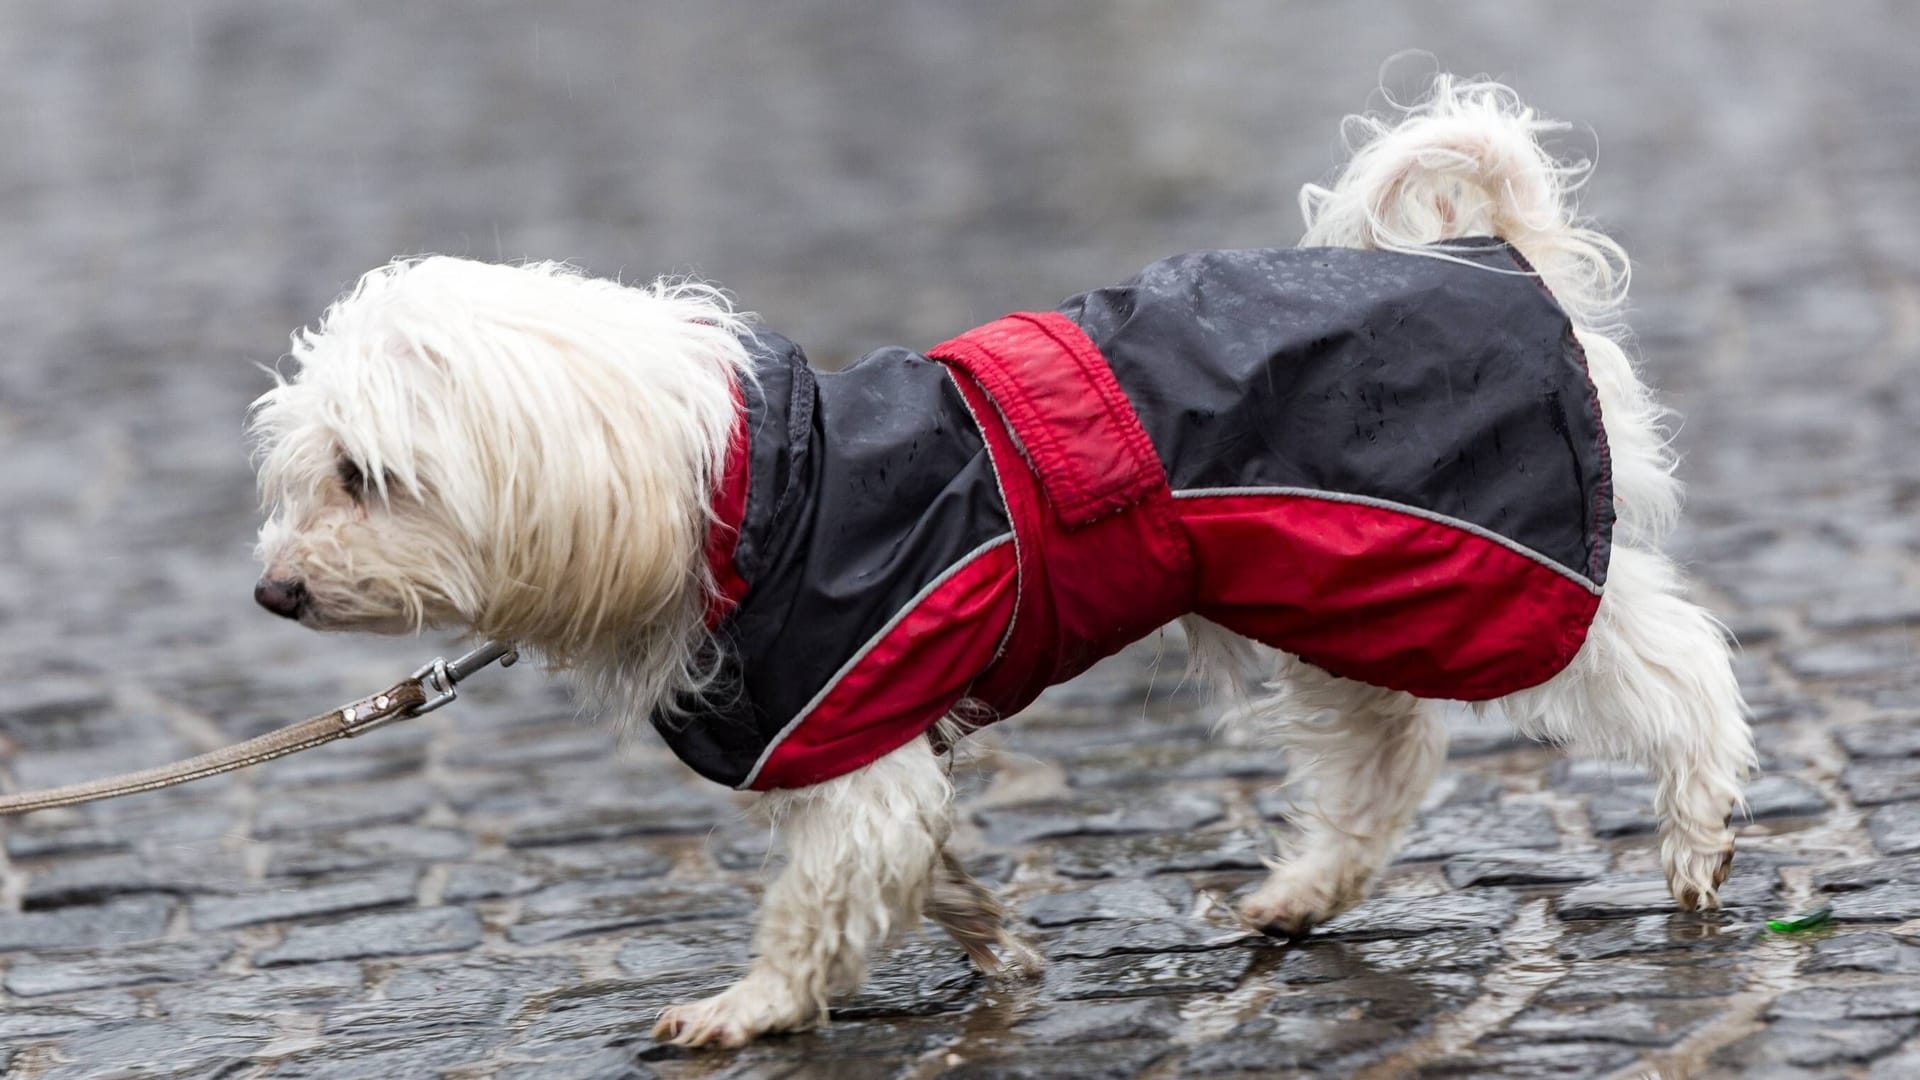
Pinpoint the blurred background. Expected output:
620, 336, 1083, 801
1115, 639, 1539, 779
1, 0, 1913, 677
1, 3, 1918, 1077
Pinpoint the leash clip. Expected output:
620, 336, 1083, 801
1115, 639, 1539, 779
409, 640, 519, 717
0, 641, 522, 815
412, 656, 458, 715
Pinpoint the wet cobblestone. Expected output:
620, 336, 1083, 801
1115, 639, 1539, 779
254, 907, 484, 967
3, 1, 1920, 1076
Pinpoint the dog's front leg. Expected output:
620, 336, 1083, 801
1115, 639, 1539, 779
653, 737, 951, 1048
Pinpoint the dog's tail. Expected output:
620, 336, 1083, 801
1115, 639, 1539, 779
1300, 74, 1677, 547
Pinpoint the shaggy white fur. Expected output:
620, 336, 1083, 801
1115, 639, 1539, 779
251, 258, 753, 719
250, 75, 1752, 1048
655, 738, 953, 1046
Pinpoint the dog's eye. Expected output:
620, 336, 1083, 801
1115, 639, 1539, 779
337, 459, 367, 499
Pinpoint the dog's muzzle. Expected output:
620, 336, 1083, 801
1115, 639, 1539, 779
254, 577, 309, 620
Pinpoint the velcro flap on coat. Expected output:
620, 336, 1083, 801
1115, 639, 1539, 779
930, 312, 1163, 528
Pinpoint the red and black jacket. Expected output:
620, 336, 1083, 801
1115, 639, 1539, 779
660, 238, 1613, 790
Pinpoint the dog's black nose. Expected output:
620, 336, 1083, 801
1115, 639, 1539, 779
254, 578, 308, 620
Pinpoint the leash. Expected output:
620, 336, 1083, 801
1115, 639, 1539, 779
0, 641, 518, 816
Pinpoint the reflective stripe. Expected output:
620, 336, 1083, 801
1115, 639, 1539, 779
941, 366, 1022, 667
737, 533, 1015, 790
1172, 486, 1601, 595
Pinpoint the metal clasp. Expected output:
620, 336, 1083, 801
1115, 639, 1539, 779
411, 656, 458, 715
409, 641, 519, 716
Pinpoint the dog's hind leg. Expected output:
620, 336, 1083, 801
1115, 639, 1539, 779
926, 849, 1044, 978
1502, 544, 1753, 910
1236, 657, 1447, 938
653, 736, 951, 1048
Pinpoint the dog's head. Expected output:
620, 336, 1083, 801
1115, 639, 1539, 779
249, 256, 749, 666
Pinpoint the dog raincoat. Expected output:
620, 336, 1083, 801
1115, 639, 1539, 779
658, 238, 1613, 790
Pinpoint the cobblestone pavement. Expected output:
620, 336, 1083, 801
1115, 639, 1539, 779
3, 2, 1919, 1077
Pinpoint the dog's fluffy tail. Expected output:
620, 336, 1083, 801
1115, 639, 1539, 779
1301, 76, 1678, 546
1299, 75, 1622, 329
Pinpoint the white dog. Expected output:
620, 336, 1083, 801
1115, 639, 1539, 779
251, 78, 1752, 1048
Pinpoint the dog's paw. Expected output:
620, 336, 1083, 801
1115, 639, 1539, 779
1238, 870, 1361, 940
1239, 893, 1324, 940
946, 924, 1046, 979
1666, 835, 1736, 912
989, 934, 1048, 980
652, 974, 816, 1049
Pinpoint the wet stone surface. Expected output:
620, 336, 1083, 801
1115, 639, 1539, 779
1805, 933, 1920, 976
505, 879, 755, 946
1348, 929, 1506, 975
1535, 957, 1745, 1004
0, 896, 175, 953
3, 938, 236, 998
263, 824, 473, 878
1045, 827, 1269, 881
1398, 800, 1560, 861
1020, 876, 1193, 927
1867, 803, 1920, 856
1814, 855, 1920, 892
1556, 915, 1761, 963
1827, 883, 1920, 923
18, 846, 252, 908
1713, 1019, 1920, 1072
1835, 716, 1920, 760
1443, 848, 1612, 888
1179, 1014, 1410, 1076
2, 2, 1919, 1077
188, 866, 421, 931
834, 941, 983, 1020
148, 962, 365, 1020
1047, 948, 1258, 1002
1317, 890, 1519, 941
972, 790, 1228, 845
1498, 997, 1725, 1047
1417, 1039, 1645, 1080
1035, 917, 1256, 961
43, 1017, 279, 1077
942, 1040, 1172, 1080
254, 907, 485, 967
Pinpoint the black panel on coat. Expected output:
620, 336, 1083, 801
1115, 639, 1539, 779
1059, 238, 1612, 585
